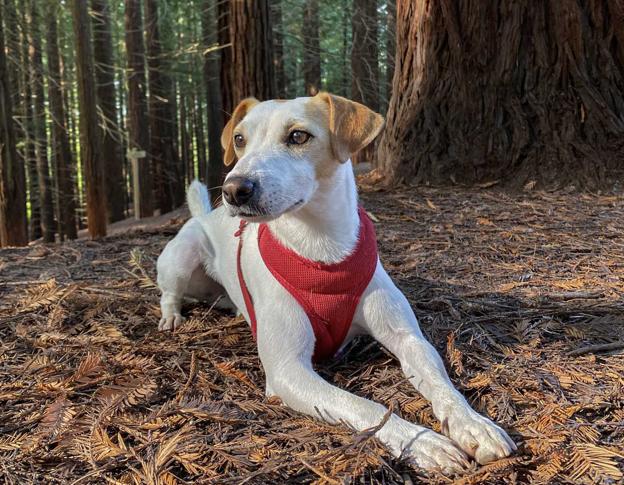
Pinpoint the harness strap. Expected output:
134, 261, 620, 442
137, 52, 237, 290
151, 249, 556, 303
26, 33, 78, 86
235, 220, 258, 338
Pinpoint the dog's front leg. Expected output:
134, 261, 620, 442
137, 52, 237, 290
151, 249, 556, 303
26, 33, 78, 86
255, 305, 469, 474
358, 268, 516, 465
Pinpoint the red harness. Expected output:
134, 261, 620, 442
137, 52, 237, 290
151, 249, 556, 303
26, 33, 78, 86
236, 207, 378, 362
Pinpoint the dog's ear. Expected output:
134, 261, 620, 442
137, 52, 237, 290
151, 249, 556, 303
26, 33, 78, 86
315, 92, 385, 163
221, 97, 260, 166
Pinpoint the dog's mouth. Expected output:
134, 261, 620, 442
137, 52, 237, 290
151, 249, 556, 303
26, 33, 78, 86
231, 199, 305, 222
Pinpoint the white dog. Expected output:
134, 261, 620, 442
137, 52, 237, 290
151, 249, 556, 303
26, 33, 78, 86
156, 93, 516, 474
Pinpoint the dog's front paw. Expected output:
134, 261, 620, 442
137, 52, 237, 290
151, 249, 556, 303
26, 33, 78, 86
403, 428, 470, 475
381, 418, 469, 475
158, 313, 185, 331
444, 410, 516, 465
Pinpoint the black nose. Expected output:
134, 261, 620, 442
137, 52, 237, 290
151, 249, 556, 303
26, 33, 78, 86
222, 176, 255, 207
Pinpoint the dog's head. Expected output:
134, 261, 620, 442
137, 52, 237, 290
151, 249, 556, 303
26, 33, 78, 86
220, 92, 384, 221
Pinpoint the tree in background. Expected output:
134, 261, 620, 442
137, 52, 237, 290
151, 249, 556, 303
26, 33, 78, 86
46, 6, 77, 241
30, 1, 55, 242
219, 0, 276, 117
351, 0, 379, 112
71, 0, 107, 238
145, 0, 176, 214
351, 0, 380, 164
202, 0, 224, 202
125, 0, 153, 218
0, 0, 28, 247
379, 0, 624, 189
271, 0, 287, 98
92, 0, 125, 223
20, 1, 39, 240
303, 0, 321, 95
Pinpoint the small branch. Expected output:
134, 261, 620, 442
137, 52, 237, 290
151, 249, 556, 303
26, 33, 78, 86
568, 341, 624, 357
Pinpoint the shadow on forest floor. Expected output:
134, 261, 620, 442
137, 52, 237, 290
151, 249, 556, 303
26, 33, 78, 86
0, 183, 623, 484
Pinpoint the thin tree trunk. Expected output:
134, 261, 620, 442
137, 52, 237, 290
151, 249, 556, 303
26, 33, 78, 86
384, 0, 396, 113
272, 0, 286, 97
303, 0, 321, 95
202, 0, 224, 201
30, 1, 55, 242
0, 1, 28, 247
92, 0, 125, 223
125, 0, 153, 218
193, 91, 207, 184
71, 0, 107, 238
378, 0, 624, 189
145, 0, 176, 214
340, 0, 350, 98
351, 0, 380, 164
20, 1, 39, 240
179, 94, 191, 184
220, 0, 276, 117
352, 0, 380, 111
46, 9, 77, 241
170, 81, 185, 207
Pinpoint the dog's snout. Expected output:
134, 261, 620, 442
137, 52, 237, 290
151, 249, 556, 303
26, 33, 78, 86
222, 176, 255, 206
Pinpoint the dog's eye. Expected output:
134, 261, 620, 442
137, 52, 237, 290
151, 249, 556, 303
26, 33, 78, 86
287, 130, 312, 146
234, 134, 246, 148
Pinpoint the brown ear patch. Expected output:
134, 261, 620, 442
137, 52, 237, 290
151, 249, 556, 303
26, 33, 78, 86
315, 92, 384, 163
221, 98, 260, 166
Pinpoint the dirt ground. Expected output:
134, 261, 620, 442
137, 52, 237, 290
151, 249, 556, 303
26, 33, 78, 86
1, 183, 623, 484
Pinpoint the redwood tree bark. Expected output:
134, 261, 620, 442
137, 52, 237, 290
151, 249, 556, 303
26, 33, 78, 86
71, 0, 107, 238
202, 0, 224, 202
271, 0, 287, 98
145, 0, 176, 213
0, 2, 28, 247
30, 1, 55, 242
303, 0, 321, 95
220, 0, 276, 117
379, 0, 624, 189
125, 0, 153, 217
351, 0, 380, 164
352, 0, 380, 112
20, 1, 39, 240
46, 9, 77, 241
92, 0, 125, 222
383, 0, 396, 113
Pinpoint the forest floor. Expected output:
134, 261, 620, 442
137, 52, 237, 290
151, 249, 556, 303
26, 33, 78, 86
1, 181, 623, 484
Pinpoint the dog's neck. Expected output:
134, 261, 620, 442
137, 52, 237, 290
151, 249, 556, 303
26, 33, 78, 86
266, 162, 360, 264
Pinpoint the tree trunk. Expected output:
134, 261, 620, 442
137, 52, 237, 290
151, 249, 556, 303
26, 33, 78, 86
179, 94, 192, 184
340, 0, 350, 98
170, 80, 185, 207
379, 0, 624, 189
20, 1, 39, 240
383, 0, 396, 113
71, 0, 107, 238
0, 1, 28, 247
125, 0, 153, 218
145, 0, 177, 213
303, 0, 321, 96
271, 0, 286, 98
351, 0, 380, 165
202, 0, 224, 202
92, 0, 125, 223
30, 0, 55, 242
46, 8, 77, 241
193, 91, 207, 184
220, 0, 276, 117
351, 0, 380, 112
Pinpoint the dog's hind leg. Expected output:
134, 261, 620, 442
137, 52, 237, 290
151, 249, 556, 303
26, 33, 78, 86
357, 266, 517, 465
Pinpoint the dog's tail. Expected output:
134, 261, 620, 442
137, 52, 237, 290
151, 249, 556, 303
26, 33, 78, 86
187, 180, 211, 218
